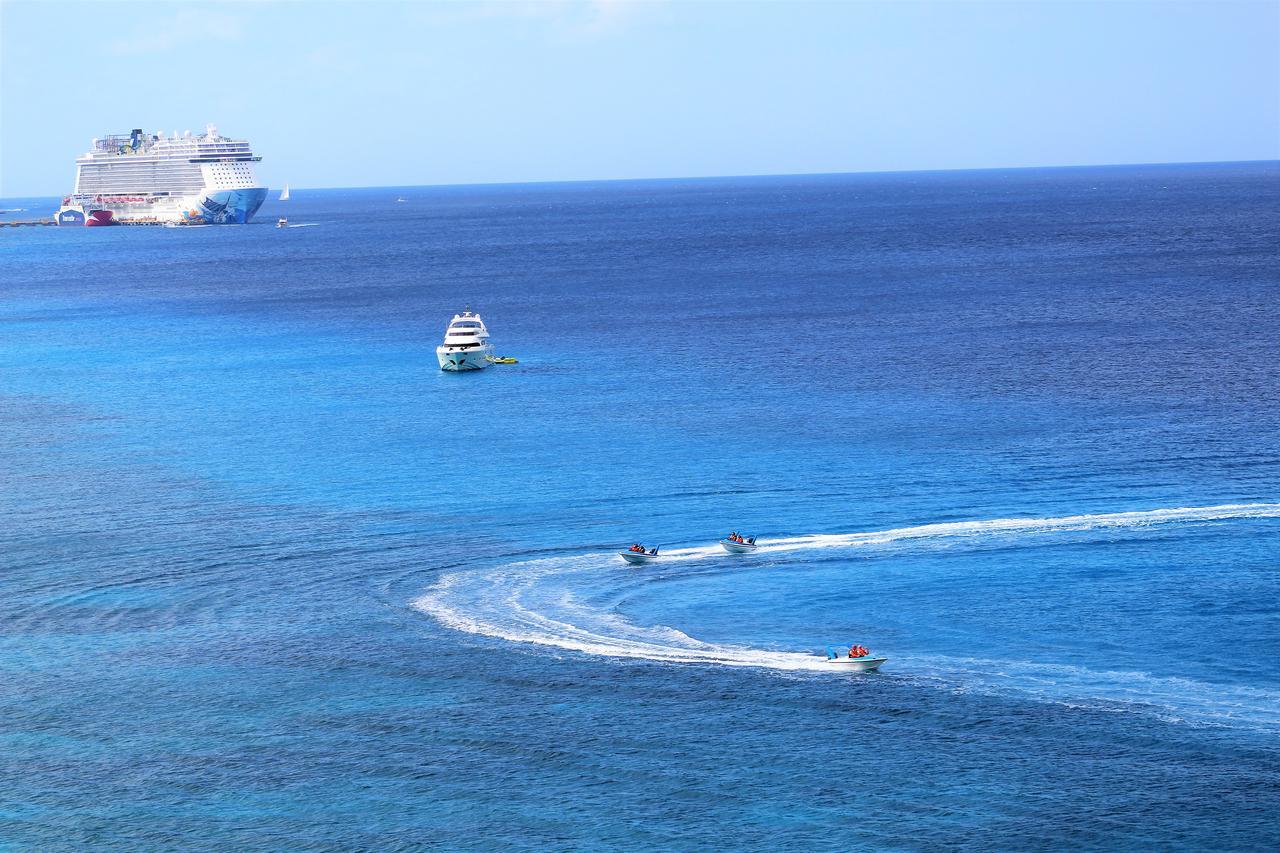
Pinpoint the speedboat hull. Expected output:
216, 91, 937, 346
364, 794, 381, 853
720, 539, 757, 553
437, 345, 493, 371
826, 657, 887, 672
619, 551, 658, 565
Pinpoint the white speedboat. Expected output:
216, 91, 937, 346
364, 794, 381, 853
824, 646, 887, 671
619, 547, 660, 565
436, 310, 495, 371
277, 217, 288, 228
826, 656, 887, 672
720, 537, 757, 553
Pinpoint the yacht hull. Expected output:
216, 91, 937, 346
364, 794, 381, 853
437, 346, 493, 371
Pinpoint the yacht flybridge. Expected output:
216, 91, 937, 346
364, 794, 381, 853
436, 310, 495, 371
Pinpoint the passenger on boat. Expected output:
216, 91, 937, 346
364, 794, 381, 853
648, 547, 658, 555
747, 537, 755, 545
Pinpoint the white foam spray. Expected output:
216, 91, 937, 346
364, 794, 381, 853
412, 503, 1280, 727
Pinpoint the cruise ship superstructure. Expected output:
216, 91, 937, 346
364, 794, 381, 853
56, 125, 267, 225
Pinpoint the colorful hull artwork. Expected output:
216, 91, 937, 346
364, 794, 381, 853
55, 188, 268, 226
56, 207, 86, 225
188, 188, 269, 224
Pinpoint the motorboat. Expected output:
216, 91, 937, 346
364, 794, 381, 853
276, 217, 288, 228
436, 310, 495, 372
826, 656, 887, 671
720, 535, 757, 553
824, 646, 887, 671
619, 546, 660, 565
486, 356, 518, 365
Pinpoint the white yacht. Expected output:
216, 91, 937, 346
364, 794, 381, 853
436, 310, 495, 371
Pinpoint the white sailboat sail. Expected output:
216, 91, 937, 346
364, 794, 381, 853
279, 184, 290, 201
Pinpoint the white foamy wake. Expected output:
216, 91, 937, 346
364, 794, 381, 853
412, 503, 1280, 725
904, 654, 1280, 730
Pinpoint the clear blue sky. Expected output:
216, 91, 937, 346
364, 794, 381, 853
2, 0, 1277, 195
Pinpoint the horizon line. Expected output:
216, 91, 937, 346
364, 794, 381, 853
4, 157, 1276, 200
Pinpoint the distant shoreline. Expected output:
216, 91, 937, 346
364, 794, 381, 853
4, 158, 1276, 203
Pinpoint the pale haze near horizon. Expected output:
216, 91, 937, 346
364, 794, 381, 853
1, 0, 1277, 197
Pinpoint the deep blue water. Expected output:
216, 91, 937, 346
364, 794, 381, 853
2, 162, 1278, 849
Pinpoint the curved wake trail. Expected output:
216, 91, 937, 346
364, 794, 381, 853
412, 503, 1280, 726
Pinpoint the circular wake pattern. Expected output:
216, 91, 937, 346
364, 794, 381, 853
413, 503, 1280, 727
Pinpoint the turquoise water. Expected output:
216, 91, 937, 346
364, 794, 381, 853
2, 163, 1279, 848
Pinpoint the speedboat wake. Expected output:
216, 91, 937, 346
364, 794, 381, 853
412, 503, 1280, 728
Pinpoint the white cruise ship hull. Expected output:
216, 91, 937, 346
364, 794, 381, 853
436, 345, 494, 371
58, 188, 268, 226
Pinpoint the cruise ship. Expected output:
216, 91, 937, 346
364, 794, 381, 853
55, 125, 267, 226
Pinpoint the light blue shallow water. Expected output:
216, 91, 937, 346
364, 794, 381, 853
2, 163, 1278, 849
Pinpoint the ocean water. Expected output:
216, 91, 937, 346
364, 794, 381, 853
2, 162, 1278, 849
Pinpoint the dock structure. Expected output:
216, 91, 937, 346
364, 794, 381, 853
3, 219, 56, 227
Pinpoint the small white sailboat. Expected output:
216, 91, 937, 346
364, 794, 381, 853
279, 184, 290, 201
